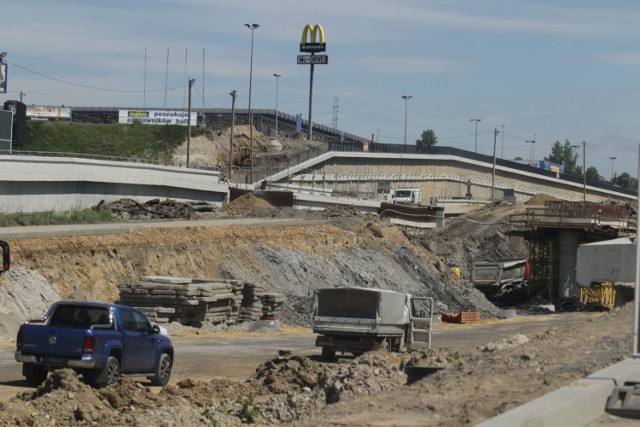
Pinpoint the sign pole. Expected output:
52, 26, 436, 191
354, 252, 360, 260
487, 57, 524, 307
633, 143, 640, 357
308, 60, 314, 142
299, 24, 326, 143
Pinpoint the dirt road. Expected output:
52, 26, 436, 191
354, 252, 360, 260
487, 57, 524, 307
0, 312, 602, 404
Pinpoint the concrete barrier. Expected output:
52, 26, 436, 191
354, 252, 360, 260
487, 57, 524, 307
0, 156, 227, 213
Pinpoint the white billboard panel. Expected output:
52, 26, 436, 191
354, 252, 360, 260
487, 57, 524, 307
0, 63, 6, 94
27, 105, 72, 119
118, 110, 196, 126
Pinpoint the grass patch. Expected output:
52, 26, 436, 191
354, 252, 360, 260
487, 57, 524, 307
0, 208, 114, 227
21, 121, 188, 160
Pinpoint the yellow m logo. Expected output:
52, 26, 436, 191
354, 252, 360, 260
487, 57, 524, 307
301, 24, 325, 44
300, 24, 326, 53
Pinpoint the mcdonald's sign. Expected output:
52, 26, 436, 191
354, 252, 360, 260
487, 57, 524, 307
300, 24, 326, 53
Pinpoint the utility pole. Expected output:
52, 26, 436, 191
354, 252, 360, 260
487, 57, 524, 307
229, 90, 237, 181
19, 91, 25, 103
186, 78, 195, 167
491, 128, 499, 203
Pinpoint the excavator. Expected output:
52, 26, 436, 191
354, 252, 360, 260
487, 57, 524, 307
215, 147, 252, 168
0, 240, 9, 276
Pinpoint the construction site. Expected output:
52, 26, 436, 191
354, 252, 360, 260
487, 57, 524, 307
0, 130, 638, 426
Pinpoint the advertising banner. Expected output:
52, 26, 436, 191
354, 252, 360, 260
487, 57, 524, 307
118, 110, 197, 126
0, 63, 6, 94
27, 105, 72, 120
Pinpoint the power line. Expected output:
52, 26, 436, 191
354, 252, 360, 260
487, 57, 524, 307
7, 60, 186, 93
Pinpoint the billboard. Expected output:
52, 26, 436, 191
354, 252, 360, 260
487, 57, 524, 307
0, 110, 13, 151
0, 62, 6, 94
118, 110, 196, 126
27, 105, 72, 120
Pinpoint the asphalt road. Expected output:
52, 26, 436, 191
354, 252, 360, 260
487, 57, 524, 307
0, 311, 597, 402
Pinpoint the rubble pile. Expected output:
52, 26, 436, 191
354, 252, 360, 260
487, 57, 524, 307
94, 198, 216, 220
117, 276, 285, 327
224, 193, 273, 216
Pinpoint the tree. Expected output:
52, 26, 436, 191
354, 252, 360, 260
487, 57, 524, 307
416, 129, 438, 147
545, 140, 581, 176
513, 156, 523, 161
585, 166, 604, 183
612, 172, 638, 190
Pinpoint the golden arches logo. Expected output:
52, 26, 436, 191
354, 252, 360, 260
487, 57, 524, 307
300, 24, 326, 53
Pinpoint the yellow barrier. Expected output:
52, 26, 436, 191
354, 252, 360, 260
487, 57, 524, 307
580, 282, 616, 307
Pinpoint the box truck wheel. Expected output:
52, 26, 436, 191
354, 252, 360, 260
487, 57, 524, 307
322, 347, 336, 361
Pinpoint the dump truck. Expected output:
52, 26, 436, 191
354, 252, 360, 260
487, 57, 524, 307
472, 258, 530, 294
312, 287, 433, 360
391, 188, 422, 206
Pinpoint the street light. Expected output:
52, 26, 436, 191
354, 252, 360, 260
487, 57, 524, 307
273, 73, 281, 137
401, 95, 412, 145
526, 134, 537, 165
470, 119, 481, 153
610, 156, 617, 181
245, 23, 260, 183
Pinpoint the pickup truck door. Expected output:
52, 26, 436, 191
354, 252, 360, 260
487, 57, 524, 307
120, 309, 157, 373
408, 297, 433, 350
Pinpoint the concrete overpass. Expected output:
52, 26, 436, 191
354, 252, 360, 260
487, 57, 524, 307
0, 145, 635, 214
264, 149, 636, 206
0, 155, 226, 214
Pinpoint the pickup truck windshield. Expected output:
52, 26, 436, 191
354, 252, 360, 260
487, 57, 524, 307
48, 304, 111, 328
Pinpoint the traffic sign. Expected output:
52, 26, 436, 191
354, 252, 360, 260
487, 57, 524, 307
297, 55, 329, 65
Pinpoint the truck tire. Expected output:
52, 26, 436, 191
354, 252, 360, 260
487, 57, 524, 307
321, 347, 337, 362
23, 364, 48, 386
92, 356, 120, 388
150, 353, 172, 386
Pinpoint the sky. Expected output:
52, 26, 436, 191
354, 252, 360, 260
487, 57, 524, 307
4, 0, 640, 178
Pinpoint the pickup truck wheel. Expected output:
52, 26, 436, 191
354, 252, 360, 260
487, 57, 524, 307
93, 356, 120, 388
150, 353, 172, 386
23, 364, 48, 386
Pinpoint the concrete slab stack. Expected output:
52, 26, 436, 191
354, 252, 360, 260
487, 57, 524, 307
117, 276, 284, 328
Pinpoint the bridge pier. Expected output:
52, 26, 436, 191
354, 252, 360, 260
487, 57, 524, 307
558, 230, 580, 298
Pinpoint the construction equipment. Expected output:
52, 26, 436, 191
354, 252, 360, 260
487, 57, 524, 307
312, 287, 433, 360
391, 188, 422, 206
0, 240, 9, 275
215, 147, 252, 168
472, 258, 530, 293
233, 147, 252, 167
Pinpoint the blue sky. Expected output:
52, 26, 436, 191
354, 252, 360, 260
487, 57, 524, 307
4, 1, 640, 178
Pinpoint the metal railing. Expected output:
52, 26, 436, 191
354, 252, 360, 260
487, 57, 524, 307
0, 149, 219, 171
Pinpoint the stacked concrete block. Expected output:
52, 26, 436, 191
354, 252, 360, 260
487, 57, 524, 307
117, 276, 284, 328
261, 293, 286, 318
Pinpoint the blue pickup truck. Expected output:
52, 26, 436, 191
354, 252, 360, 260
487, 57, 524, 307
15, 301, 173, 388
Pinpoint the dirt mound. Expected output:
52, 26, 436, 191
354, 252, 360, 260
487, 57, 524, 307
526, 193, 560, 205
0, 267, 60, 340
224, 193, 274, 216
95, 198, 218, 220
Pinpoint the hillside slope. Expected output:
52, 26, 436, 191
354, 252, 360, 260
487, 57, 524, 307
0, 202, 529, 339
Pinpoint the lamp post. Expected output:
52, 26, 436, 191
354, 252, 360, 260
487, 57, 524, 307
470, 119, 481, 153
273, 73, 281, 137
401, 95, 412, 145
610, 156, 617, 182
526, 134, 536, 165
245, 23, 259, 183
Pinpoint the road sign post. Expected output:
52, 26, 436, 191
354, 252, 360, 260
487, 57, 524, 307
299, 24, 328, 142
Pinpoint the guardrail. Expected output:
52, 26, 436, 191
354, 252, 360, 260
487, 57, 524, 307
0, 149, 218, 171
